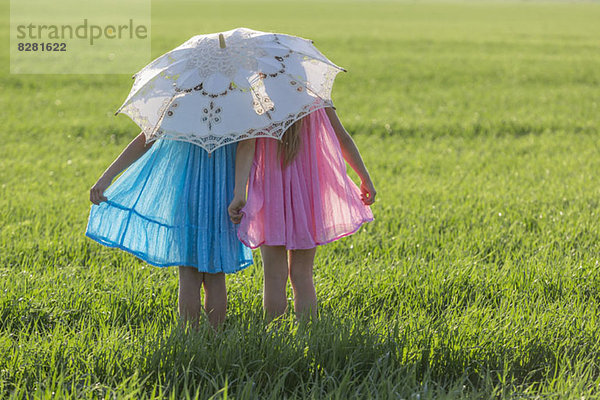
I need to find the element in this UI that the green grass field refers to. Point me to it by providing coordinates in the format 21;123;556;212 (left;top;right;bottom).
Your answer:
2;0;600;398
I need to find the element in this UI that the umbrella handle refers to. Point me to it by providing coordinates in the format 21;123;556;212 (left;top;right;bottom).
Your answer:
219;33;226;49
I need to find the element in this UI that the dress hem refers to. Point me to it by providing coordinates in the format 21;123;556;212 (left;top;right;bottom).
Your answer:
85;232;253;274
237;216;374;250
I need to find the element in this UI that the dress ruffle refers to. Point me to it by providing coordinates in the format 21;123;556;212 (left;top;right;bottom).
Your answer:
85;139;253;273
238;107;374;250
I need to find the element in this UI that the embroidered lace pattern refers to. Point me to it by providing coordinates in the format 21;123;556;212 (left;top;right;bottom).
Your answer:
149;98;334;153
115;28;345;153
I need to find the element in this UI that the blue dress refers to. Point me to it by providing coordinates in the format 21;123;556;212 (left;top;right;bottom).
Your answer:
85;139;253;274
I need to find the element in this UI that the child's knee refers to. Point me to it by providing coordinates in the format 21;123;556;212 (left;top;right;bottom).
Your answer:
289;264;312;285
203;272;226;293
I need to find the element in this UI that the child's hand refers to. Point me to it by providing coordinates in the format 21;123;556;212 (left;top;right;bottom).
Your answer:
90;176;111;205
228;196;246;224
360;179;376;206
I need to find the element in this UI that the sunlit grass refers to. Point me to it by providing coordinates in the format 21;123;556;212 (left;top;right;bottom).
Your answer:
1;0;600;398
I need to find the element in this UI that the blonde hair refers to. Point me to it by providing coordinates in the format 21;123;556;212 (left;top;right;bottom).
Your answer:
278;118;303;167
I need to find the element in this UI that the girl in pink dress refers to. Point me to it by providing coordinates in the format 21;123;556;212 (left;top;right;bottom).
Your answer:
228;106;376;320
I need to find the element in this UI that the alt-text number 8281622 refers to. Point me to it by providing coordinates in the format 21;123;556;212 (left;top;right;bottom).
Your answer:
17;42;67;52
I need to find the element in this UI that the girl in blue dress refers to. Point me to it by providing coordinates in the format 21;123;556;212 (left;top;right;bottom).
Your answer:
86;132;254;329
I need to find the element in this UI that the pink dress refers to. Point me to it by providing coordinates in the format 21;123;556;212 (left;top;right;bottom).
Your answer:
238;108;374;250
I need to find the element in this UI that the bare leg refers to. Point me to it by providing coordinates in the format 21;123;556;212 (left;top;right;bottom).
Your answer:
288;248;317;320
178;266;204;329
260;245;289;320
203;272;227;329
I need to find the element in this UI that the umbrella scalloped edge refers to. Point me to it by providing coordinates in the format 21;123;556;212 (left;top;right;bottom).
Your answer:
144;98;334;153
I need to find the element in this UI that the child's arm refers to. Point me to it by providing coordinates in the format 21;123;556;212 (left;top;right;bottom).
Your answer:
228;139;256;224
89;131;155;205
325;107;376;205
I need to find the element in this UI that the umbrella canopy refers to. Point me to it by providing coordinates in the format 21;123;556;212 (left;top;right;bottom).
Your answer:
115;27;346;152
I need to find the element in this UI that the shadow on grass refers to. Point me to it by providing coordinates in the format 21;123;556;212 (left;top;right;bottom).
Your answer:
137;311;498;399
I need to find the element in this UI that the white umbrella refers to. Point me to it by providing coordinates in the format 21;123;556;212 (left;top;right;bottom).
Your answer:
115;27;346;153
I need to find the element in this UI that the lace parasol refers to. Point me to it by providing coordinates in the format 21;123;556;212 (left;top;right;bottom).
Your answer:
115;27;346;153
